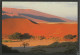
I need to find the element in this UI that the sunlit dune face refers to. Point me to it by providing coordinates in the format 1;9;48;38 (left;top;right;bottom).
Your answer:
2;18;78;39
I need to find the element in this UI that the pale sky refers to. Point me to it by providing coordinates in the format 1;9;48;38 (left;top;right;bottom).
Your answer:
2;2;78;21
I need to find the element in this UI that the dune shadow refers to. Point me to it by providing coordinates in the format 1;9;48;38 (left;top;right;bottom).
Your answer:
20;14;65;22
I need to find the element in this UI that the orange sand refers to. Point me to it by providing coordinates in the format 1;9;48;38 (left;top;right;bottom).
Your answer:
2;18;78;39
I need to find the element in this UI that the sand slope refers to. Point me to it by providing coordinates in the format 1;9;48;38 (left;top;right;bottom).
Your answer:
2;18;78;39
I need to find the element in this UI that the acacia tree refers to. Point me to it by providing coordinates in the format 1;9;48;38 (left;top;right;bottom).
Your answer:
21;42;29;48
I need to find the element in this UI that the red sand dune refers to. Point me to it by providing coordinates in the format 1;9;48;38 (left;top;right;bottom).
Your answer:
2;18;78;39
2;7;72;22
20;15;47;23
2;13;19;16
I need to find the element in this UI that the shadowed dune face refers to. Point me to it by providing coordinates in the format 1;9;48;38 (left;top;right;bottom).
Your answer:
2;18;78;39
2;7;73;22
20;14;65;22
2;15;24;19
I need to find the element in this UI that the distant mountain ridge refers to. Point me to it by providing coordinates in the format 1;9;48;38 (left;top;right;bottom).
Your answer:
2;7;73;22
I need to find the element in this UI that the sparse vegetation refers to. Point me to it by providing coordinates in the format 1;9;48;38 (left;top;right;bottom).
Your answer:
30;35;46;40
20;42;29;48
9;32;22;40
5;32;78;54
30;41;78;54
2;40;17;42
40;36;46;40
64;34;76;39
21;33;33;40
38;36;46;40
8;32;33;40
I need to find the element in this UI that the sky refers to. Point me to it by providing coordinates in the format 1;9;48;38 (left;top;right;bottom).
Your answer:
2;2;78;21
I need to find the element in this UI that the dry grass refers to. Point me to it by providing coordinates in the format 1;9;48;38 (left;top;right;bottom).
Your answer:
2;37;78;47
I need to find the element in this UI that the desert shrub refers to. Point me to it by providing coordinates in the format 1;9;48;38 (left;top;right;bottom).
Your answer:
31;36;46;40
39;36;46;40
8;32;33;40
21;42;29;48
8;32;22;40
2;44;20;53
21;33;32;39
64;34;76;39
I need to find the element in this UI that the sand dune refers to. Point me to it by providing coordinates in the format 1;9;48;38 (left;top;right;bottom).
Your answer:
2;7;73;22
2;18;77;39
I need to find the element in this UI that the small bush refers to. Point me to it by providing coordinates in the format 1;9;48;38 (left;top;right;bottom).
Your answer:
40;36;46;40
8;32;33;40
21;33;32;39
9;32;22;40
64;34;76;39
21;42;29;48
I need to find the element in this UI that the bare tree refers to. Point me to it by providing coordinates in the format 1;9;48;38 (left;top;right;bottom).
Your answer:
20;42;29;48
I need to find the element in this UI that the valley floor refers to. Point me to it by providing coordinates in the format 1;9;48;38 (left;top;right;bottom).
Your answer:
2;38;77;47
2;39;78;54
